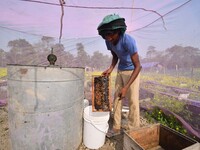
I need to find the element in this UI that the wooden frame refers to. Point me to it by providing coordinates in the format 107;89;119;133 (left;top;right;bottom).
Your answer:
92;75;111;112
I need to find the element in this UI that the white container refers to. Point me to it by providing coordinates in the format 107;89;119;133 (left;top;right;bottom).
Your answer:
83;99;89;108
83;106;110;149
7;65;84;150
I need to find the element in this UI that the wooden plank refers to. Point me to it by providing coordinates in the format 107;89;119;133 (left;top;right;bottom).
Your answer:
159;125;199;150
128;124;160;149
123;131;144;150
123;124;160;150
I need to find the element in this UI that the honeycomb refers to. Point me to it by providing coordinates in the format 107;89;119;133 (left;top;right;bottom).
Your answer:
92;75;111;112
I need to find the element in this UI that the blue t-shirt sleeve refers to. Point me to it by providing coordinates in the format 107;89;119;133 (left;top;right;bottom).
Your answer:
123;34;138;56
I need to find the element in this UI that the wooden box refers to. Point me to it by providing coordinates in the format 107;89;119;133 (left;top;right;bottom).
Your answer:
92;75;111;112
123;124;200;150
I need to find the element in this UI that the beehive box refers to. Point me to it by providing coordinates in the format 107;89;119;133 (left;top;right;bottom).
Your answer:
123;124;200;150
92;75;111;112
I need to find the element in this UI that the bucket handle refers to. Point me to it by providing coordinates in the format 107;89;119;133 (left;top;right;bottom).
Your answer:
84;116;109;134
90;120;109;134
85;119;109;134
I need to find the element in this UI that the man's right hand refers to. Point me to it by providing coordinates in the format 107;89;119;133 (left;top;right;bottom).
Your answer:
102;68;112;76
102;69;112;76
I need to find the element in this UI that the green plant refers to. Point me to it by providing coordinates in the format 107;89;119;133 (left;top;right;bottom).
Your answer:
145;107;187;135
0;68;7;78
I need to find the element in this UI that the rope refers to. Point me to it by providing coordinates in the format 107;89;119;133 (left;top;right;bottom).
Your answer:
59;0;65;44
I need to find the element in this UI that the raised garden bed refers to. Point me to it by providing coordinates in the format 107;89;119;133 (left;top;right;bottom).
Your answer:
123;124;200;150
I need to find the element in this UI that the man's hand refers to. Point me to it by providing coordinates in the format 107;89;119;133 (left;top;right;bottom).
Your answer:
118;87;128;100
102;68;112;76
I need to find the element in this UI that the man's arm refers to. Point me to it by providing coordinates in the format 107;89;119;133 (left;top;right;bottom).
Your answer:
119;52;142;98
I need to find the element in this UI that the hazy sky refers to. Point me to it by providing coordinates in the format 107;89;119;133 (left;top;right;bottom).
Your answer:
0;0;199;57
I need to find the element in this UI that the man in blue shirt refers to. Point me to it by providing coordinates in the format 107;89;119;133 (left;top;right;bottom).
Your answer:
97;14;142;137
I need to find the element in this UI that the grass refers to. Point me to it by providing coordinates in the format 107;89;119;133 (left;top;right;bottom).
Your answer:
0;68;7;79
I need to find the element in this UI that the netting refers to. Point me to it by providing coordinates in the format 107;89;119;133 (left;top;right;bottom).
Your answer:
1;0;199;62
1;0;200;142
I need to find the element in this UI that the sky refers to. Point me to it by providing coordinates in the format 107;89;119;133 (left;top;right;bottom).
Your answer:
0;0;200;58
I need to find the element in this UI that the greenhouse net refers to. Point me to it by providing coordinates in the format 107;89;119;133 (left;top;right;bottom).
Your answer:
0;0;200;141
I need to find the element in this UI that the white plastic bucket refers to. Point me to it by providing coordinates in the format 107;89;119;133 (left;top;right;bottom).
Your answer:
83;99;89;108
83;106;110;149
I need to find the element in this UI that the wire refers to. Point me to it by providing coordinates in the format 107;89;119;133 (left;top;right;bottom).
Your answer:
21;0;166;29
0;25;47;37
130;0;192;33
1;0;193;41
19;0;193;35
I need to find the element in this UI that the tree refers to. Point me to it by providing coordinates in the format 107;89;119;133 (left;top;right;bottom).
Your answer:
0;49;6;67
51;43;75;66
90;51;104;69
75;43;90;67
7;39;35;64
41;36;55;48
163;45;200;69
33;36;55;65
146;46;157;59
90;51;112;70
63;51;75;67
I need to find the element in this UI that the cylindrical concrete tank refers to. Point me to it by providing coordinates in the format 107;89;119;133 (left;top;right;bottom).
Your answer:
7;65;85;150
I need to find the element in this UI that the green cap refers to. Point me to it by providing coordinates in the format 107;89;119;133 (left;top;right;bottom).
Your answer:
97;14;124;29
97;14;127;36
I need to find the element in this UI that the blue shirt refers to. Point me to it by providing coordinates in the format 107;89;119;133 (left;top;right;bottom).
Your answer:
105;33;138;71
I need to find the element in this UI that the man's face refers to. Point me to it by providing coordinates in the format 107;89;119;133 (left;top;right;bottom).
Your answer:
103;31;120;45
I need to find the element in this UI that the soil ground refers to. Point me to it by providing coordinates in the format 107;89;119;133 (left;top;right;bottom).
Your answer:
0;106;11;150
0;105;149;150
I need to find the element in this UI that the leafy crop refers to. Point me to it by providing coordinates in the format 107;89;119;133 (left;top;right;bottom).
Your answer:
141;73;200;91
145;107;187;134
0;68;7;78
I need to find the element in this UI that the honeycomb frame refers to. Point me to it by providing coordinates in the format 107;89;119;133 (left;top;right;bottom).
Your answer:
92;75;111;112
